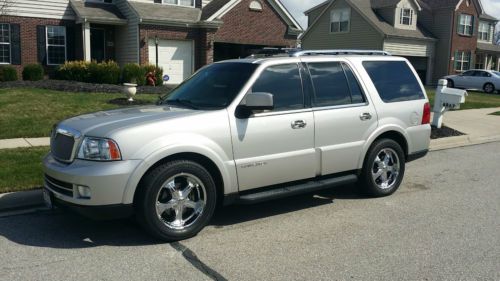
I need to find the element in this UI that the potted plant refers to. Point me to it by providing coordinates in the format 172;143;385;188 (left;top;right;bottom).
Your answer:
123;78;138;102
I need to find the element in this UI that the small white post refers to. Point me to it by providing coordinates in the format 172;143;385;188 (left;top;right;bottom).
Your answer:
432;79;447;129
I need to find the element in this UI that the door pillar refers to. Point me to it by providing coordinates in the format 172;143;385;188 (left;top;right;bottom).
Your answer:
82;21;91;62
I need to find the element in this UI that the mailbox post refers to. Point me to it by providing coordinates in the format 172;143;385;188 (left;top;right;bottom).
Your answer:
432;79;468;128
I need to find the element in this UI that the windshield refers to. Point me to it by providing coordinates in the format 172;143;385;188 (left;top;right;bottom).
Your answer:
493;71;500;77
162;62;258;109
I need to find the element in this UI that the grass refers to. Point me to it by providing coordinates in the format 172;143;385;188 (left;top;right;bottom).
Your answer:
0;88;160;139
425;88;500;110
490;111;500;116
0;147;49;193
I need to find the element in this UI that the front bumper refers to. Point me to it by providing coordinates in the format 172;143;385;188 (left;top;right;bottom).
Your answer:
43;153;142;207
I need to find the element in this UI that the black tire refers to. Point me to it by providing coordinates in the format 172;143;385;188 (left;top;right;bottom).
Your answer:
483;83;495;94
361;139;405;197
136;160;217;241
447;79;455;88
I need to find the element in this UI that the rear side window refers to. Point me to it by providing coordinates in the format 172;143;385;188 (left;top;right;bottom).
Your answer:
252;63;304;111
308;62;366;107
363;61;424;103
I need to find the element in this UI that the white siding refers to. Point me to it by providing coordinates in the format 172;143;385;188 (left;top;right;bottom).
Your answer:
115;0;140;65
383;38;434;57
0;0;75;19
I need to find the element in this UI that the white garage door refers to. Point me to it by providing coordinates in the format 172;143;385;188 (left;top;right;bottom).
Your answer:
148;39;193;85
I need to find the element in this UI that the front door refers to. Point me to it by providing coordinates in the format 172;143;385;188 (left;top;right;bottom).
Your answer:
230;63;316;191
91;28;105;62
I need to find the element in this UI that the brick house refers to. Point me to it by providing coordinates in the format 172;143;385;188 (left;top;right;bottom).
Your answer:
301;0;500;84
0;0;301;84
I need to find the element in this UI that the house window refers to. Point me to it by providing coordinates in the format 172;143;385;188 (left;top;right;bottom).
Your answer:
160;0;194;7
454;51;471;72
458;14;473;36
0;23;10;64
478;22;491;41
46;26;66;65
400;8;413;25
330;8;350;33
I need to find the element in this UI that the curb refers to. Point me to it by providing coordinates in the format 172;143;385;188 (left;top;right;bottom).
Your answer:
0;189;45;213
429;134;500;151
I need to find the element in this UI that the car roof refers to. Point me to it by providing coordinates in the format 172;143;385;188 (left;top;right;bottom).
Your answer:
217;55;407;65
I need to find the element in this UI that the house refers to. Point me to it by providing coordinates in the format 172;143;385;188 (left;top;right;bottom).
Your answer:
301;0;500;85
0;0;302;84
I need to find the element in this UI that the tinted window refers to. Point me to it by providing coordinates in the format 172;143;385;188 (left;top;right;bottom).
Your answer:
252;64;304;111
165;62;258;109
343;64;365;104
308;62;351;106
363;61;424;103
462;70;475;76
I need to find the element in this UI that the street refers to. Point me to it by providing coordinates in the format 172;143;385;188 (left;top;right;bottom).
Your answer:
0;142;499;281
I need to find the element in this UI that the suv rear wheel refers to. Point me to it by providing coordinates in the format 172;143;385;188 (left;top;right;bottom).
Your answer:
136;160;217;241
361;139;405;197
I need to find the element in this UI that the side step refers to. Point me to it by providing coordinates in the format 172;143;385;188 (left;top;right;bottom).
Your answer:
236;174;358;204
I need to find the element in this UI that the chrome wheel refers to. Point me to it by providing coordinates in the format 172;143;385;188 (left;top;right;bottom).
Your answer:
371;148;400;190
155;173;206;230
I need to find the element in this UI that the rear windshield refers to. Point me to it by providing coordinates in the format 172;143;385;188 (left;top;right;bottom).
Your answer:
362;61;425;103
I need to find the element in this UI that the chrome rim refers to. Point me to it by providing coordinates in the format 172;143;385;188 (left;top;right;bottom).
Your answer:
371;148;400;190
155;173;206;230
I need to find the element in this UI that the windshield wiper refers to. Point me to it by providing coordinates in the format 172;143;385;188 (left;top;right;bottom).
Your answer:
164;98;199;110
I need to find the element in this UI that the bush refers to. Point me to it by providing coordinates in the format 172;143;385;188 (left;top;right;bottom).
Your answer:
89;61;121;84
122;63;146;86
143;64;164;86
22;64;44;81
57;60;91;82
0;65;18;82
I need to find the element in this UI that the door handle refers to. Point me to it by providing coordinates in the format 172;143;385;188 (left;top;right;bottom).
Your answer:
291;120;307;129
359;113;372;121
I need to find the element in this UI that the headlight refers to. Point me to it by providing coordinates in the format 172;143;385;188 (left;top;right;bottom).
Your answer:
77;137;122;161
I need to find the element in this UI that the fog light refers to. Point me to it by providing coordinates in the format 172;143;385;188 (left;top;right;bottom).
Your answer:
77;185;91;199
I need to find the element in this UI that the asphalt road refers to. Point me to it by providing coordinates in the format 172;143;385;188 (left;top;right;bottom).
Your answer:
1;142;499;281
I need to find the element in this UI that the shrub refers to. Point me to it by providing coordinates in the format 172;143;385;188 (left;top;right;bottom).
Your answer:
57;60;91;82
122;63;146;86
22;64;44;81
143;64;164;86
89;61;121;84
0;65;18;82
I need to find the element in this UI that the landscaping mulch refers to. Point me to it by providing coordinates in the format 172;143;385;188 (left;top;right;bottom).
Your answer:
108;98;157;106
431;125;465;139
0;80;173;95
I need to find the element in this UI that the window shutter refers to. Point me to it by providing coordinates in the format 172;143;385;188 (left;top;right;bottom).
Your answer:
37;25;46;65
471;16;475;36
66;25;75;61
10;24;21;65
456;14;460;34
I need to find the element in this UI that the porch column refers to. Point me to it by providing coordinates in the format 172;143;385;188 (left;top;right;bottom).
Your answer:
484;55;488;70
82;21;91;62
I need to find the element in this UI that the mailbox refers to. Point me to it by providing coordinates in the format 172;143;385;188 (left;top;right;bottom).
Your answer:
432;79;467;128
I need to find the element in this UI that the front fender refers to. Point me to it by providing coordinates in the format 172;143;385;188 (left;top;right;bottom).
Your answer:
121;133;237;204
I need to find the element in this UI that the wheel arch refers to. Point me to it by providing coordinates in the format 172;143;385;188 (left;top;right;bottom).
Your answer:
358;128;410;169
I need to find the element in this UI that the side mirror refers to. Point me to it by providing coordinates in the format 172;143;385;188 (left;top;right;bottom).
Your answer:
235;92;274;118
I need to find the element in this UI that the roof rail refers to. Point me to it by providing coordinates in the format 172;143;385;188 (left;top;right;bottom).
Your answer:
291;49;392;57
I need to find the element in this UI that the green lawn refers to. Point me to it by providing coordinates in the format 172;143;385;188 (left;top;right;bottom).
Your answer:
0;88;159;139
425;88;500;110
490;111;500;116
0;147;49;193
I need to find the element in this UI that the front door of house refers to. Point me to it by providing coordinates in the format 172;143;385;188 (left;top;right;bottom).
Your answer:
91;29;105;62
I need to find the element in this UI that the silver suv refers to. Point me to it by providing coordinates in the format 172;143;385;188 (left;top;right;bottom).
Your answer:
43;50;431;241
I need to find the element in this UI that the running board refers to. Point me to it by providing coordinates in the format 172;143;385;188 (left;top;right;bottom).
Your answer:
236;174;358;204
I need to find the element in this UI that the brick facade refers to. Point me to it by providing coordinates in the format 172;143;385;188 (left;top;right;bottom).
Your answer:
0;15;82;77
449;0;480;74
214;0;296;47
138;24;217;70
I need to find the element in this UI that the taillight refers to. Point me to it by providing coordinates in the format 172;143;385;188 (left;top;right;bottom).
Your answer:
422;102;431;124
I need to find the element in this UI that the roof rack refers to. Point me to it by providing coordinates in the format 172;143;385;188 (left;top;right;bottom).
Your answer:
291;49;392;57
247;47;302;58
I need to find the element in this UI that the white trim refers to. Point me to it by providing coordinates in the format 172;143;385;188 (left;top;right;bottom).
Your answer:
0;23;11;64
271;0;303;30
160;0;196;8
207;0;241;21
46;25;67;66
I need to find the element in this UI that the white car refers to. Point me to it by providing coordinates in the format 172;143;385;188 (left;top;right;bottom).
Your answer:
445;69;500;93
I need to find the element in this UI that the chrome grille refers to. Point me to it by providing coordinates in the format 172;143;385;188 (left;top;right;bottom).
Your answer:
50;126;81;162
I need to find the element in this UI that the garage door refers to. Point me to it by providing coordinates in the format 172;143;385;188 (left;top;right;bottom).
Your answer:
148;39;193;85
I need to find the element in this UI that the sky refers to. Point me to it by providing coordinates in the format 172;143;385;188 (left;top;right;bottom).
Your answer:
281;0;500;30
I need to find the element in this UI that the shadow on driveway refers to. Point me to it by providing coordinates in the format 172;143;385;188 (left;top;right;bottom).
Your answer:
0;183;365;249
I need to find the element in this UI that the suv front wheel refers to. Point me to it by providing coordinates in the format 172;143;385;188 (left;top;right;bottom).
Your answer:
361;139;405;197
136;160;217;241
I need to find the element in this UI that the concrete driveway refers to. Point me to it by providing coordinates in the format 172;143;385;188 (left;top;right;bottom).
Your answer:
1;142;499;281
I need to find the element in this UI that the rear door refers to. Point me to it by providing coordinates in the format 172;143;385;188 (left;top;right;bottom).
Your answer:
303;59;378;175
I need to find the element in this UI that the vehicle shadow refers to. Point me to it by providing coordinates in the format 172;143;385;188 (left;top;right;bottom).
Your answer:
0;183;366;249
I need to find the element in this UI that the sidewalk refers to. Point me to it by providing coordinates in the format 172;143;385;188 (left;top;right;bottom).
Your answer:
0;137;49;149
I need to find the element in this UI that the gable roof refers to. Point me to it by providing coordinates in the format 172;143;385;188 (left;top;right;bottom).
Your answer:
302;0;436;41
127;1;201;23
202;0;303;30
417;0;483;13
70;0;126;25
